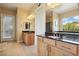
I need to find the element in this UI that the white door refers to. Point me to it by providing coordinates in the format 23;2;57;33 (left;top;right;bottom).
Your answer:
1;15;15;42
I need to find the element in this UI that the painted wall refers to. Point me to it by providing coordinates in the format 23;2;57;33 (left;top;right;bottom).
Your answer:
60;8;79;18
35;4;46;46
16;7;35;42
16;7;30;42
0;7;16;15
26;14;35;31
29;18;35;31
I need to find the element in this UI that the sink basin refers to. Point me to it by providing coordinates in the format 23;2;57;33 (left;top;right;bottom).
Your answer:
62;39;79;44
48;36;60;39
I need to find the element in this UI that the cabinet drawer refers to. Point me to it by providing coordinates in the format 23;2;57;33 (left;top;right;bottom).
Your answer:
37;37;43;56
54;47;75;56
56;41;77;55
44;38;55;46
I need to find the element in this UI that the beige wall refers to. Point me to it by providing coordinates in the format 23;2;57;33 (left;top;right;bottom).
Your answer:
0;7;16;15
16;7;35;42
16;7;30;42
28;18;35;31
60;8;79;18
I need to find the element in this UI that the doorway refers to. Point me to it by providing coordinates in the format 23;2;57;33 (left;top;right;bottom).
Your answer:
1;14;16;42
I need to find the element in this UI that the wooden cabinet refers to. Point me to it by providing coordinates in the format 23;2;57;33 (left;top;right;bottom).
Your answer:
38;37;49;56
44;38;55;46
28;33;34;45
44;38;56;56
47;43;74;56
54;47;75;56
23;32;34;45
78;46;79;55
56;41;77;55
37;37;44;56
49;46;55;56
43;43;49;56
37;36;78;56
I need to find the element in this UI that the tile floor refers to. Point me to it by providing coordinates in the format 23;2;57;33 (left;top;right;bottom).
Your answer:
0;42;38;56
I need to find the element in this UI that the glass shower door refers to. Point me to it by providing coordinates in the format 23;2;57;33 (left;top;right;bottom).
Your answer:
1;15;15;42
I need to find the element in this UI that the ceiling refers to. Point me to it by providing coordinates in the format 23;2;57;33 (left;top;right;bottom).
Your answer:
52;3;78;14
0;3;38;11
0;3;78;14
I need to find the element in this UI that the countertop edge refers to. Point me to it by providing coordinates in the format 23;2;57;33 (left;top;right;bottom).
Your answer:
22;31;35;33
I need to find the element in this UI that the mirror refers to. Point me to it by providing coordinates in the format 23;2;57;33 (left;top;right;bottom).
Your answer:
25;22;30;29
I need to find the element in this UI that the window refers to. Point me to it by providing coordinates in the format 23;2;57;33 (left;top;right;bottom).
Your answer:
62;16;79;32
3;15;14;38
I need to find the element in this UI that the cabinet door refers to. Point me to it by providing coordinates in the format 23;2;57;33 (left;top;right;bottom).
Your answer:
54;47;75;56
44;38;55;46
78;46;79;56
38;37;49;56
49;46;55;56
37;37;43;56
29;33;34;45
56;41;77;55
43;43;49;56
23;33;29;45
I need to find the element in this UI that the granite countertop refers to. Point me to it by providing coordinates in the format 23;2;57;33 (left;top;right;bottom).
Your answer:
51;31;79;35
22;30;35;33
37;34;79;45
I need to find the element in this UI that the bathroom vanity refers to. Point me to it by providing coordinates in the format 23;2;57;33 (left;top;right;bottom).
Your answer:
37;32;79;56
22;31;34;46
